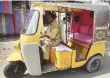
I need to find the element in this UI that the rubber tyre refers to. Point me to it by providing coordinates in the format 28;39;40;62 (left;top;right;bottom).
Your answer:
86;55;102;73
4;61;26;78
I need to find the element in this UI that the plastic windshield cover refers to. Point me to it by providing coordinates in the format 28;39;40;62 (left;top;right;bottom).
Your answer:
21;10;39;35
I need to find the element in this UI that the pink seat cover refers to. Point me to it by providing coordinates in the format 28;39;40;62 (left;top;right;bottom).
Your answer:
88;26;93;35
74;33;92;45
80;26;90;34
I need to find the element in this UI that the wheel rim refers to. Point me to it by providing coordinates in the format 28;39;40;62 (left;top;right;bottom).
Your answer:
91;59;100;71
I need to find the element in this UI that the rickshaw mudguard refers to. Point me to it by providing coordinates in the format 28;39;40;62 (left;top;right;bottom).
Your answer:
7;51;24;62
87;42;106;59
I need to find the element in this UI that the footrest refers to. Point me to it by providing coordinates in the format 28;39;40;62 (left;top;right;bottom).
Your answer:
42;64;58;73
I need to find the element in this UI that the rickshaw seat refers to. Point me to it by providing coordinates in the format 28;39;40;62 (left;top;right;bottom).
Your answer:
68;33;92;45
68;25;93;45
74;33;92;45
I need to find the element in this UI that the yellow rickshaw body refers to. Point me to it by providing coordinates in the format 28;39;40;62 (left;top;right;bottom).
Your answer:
7;2;109;75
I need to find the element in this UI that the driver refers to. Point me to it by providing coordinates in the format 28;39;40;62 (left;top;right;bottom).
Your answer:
40;12;60;64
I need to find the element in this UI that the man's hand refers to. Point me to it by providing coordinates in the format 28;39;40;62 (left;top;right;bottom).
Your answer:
40;34;50;38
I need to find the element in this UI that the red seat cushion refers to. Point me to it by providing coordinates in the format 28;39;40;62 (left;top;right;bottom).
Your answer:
74;33;92;45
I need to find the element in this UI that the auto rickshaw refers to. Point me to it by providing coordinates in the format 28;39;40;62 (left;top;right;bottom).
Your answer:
4;2;109;78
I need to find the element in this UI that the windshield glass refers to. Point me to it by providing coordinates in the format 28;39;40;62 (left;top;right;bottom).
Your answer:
22;10;39;35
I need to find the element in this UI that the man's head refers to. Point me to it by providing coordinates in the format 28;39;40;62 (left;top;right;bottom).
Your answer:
47;13;56;23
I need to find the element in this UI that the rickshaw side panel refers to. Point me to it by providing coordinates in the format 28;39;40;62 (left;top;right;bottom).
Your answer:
71;60;87;68
87;42;106;59
71;42;106;68
19;8;43;76
21;42;42;76
71;50;87;68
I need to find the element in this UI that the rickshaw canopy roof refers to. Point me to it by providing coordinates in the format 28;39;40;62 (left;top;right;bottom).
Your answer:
31;2;109;11
31;2;109;43
32;2;109;27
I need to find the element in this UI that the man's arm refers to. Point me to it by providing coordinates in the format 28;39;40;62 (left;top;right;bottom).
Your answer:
40;27;50;38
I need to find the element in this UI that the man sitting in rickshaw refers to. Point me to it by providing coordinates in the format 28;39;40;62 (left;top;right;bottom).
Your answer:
40;12;61;64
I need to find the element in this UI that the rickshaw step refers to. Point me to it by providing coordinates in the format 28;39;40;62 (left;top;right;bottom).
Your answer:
42;64;58;73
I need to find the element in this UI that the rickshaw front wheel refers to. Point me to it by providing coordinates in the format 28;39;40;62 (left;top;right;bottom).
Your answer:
4;61;26;78
86;55;102;73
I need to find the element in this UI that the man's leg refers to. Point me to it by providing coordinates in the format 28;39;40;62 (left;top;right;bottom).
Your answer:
42;45;50;60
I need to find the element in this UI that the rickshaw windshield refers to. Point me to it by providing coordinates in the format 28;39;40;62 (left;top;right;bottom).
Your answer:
21;10;39;35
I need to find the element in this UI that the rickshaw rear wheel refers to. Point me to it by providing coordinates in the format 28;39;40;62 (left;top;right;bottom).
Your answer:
4;61;26;78
86;55;102;73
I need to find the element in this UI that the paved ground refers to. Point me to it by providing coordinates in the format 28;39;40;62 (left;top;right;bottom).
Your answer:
0;36;19;67
0;36;110;78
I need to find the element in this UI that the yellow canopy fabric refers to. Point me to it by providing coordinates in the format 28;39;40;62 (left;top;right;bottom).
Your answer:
31;2;59;11
31;2;90;12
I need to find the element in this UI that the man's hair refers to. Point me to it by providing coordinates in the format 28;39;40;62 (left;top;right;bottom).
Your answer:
48;12;56;19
